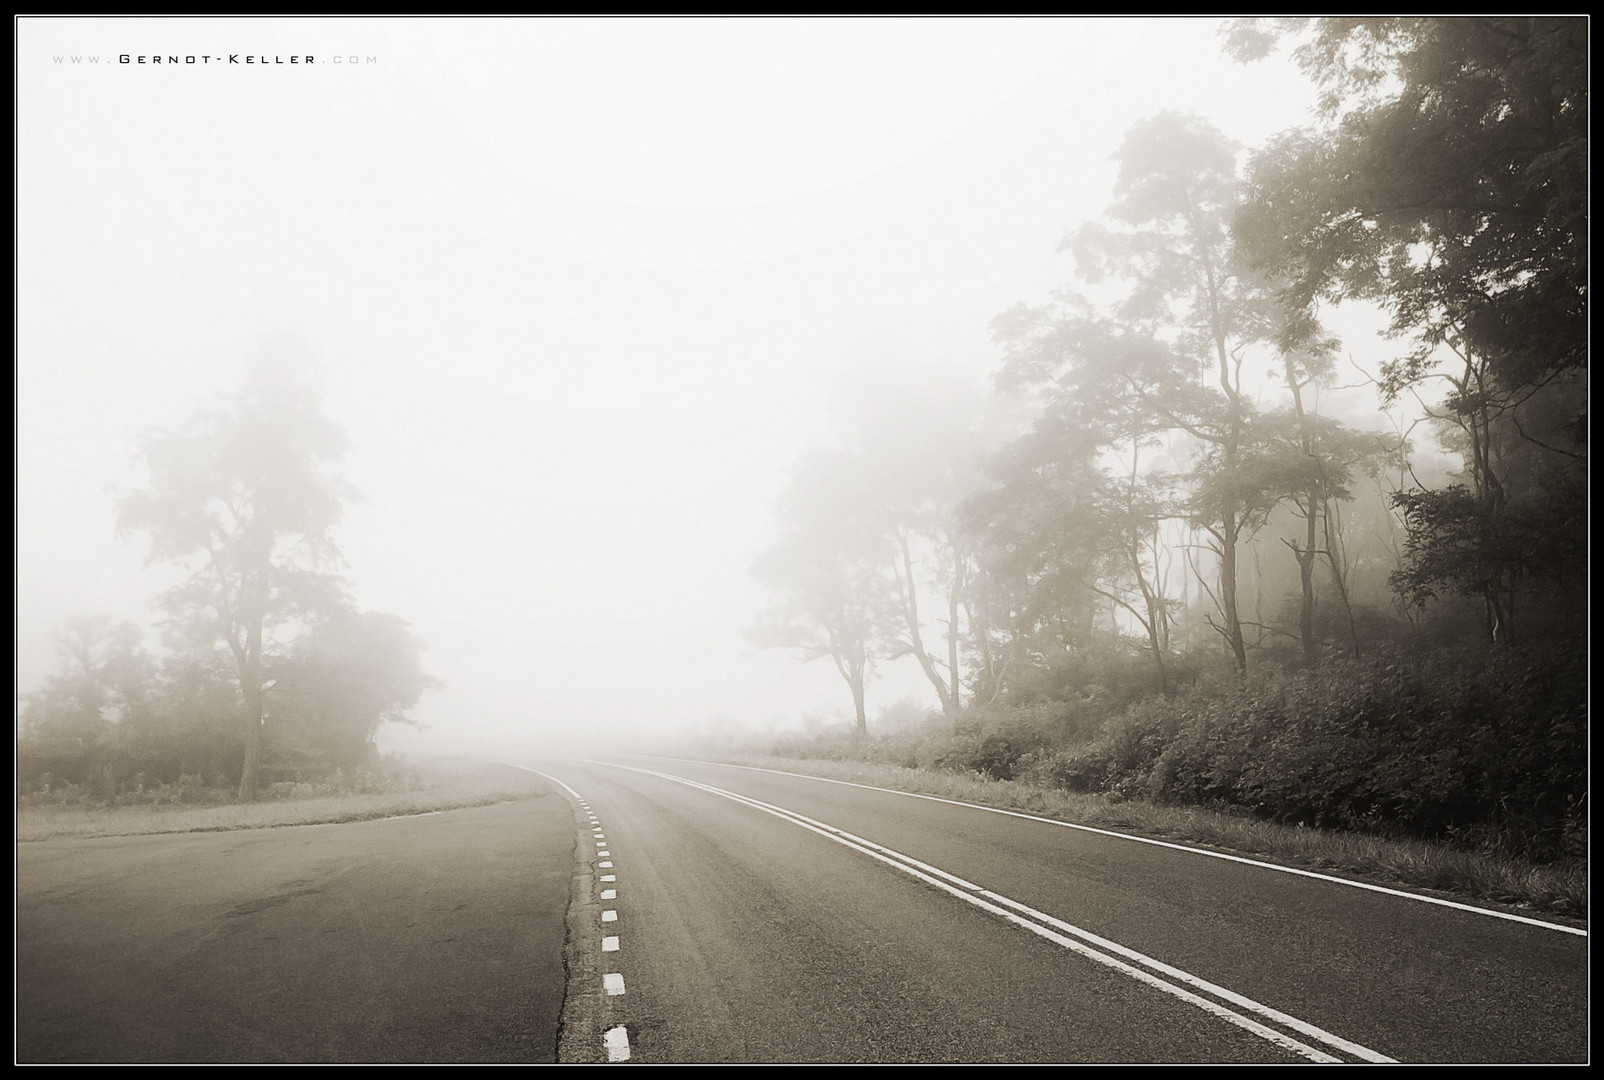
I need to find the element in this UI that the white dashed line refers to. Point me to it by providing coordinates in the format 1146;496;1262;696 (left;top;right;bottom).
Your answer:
598;850;611;857
509;769;636;1062
604;1025;631;1061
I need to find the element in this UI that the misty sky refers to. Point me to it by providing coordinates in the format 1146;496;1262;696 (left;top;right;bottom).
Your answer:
17;17;1330;756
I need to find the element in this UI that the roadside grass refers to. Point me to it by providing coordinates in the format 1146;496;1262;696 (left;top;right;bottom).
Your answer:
711;754;1588;922
15;760;549;842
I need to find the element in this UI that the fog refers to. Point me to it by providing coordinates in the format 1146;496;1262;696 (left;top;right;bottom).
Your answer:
17;17;1322;758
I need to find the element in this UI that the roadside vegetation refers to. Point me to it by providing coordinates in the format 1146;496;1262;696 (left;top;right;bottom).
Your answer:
712;744;1585;922
16;353;443;815
738;20;1587;923
703;642;1587;921
15;758;546;842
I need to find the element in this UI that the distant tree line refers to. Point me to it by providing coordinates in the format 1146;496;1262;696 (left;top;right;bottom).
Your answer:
748;18;1585;853
18;347;437;804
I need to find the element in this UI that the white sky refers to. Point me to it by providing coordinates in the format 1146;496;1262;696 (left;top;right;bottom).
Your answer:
16;16;1334;757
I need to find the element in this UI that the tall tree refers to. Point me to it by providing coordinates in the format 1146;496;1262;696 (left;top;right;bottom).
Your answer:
850;383;1009;720
963;410;1108;702
990;113;1282;675
1064;112;1281;672
971;330;1189;696
118;348;354;800
1230;17;1588;644
748;451;895;735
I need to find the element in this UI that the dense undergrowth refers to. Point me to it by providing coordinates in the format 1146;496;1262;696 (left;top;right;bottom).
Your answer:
760;646;1587;866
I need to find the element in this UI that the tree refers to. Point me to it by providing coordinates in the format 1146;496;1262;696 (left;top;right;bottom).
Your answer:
269;611;440;772
992;119;1262;672
118;347;354;800
1230;17;1588;645
748;451;896;735
963;413;1107;702
967;357;1184;697
20;615;152;740
1062;112;1284;672
848;382;1010;721
18;615;156;793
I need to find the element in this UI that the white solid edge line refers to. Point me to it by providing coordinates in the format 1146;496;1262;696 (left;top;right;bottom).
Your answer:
632;766;1393;1063
682;760;1585;937
604;1026;631;1061
513;766;586;803
626;765;1381;1060
617;764;1385;1064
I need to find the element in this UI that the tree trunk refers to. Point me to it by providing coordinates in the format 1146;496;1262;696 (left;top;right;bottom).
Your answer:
1322;499;1362;657
850;676;868;736
238;682;264;801
1288;498;1319;668
947;549;963;715
894;529;954;715
1220;518;1247;673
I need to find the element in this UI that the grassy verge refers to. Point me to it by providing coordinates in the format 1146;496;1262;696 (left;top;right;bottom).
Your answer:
15;760;548;842
712;753;1588;922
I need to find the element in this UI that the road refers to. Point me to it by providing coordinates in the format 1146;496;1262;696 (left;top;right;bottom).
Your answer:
17;757;1587;1063
535;757;1587;1064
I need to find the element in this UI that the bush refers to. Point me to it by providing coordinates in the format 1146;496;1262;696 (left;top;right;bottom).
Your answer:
751;644;1583;861
1033;646;1586;857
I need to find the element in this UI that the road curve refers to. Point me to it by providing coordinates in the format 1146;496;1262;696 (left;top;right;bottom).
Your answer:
534;756;1586;1064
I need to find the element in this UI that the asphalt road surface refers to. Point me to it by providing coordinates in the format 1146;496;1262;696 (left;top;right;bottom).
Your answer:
16;757;1587;1063
16;797;573;1063
536;757;1587;1064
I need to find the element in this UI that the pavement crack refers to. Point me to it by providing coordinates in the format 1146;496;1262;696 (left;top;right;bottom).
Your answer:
220;886;320;918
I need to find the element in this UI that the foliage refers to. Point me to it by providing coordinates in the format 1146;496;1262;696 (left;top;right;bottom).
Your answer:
1231;17;1588;643
268;611;441;773
1038;647;1585;858
748;449;896;734
117;348;357;799
737;20;1587;865
20;345;436;804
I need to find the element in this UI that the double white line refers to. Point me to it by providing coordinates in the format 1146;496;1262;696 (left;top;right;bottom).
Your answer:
615;764;1395;1064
